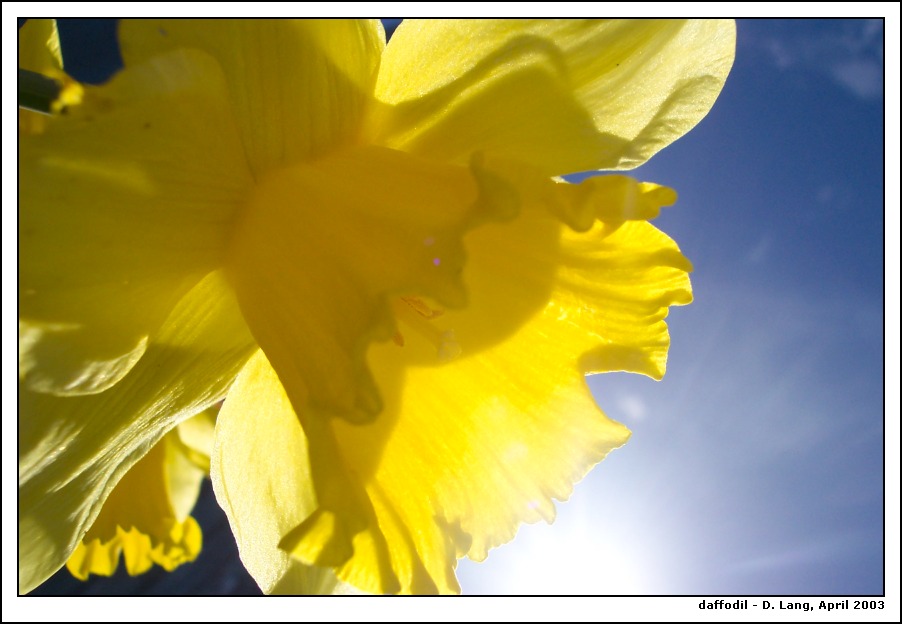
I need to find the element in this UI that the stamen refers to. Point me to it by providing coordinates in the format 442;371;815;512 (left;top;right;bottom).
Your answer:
392;297;461;362
399;296;443;319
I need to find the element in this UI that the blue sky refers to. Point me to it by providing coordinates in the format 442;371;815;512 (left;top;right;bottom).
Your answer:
15;18;896;599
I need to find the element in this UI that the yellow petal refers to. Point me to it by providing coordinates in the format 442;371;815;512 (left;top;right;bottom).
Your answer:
19;19;62;73
405;159;682;363
64;431;204;580
118;19;386;175
444;170;691;380
279;174;690;594
19;271;256;593
18;19;81;133
66;536;123;581
211;350;360;595
170;405;218;475
554;219;693;379
19;48;251;395
66;520;203;580
368;19;735;174
165;412;213;522
224;146;495;423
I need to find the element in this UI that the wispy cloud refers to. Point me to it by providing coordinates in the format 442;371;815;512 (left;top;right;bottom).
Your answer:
728;532;866;574
615;393;647;421
742;19;884;101
745;234;771;265
830;59;884;99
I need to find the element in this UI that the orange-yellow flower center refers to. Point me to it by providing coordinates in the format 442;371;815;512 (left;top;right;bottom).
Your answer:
223;144;481;420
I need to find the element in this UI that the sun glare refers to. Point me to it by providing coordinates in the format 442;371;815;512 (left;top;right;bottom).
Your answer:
459;506;651;595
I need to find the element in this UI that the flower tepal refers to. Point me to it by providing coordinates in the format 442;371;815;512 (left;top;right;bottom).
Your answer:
18;19;735;594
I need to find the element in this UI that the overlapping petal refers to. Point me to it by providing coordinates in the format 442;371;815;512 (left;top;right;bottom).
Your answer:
19;272;257;593
118;19;386;175
19;48;251;395
211;351;360;595
368;19;735;175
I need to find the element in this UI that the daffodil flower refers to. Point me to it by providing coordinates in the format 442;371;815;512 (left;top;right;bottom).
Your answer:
63;408;212;581
18;19;735;594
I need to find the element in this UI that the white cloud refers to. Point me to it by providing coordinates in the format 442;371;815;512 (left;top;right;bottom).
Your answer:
830;60;884;100
616;394;647;421
743;19;884;101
